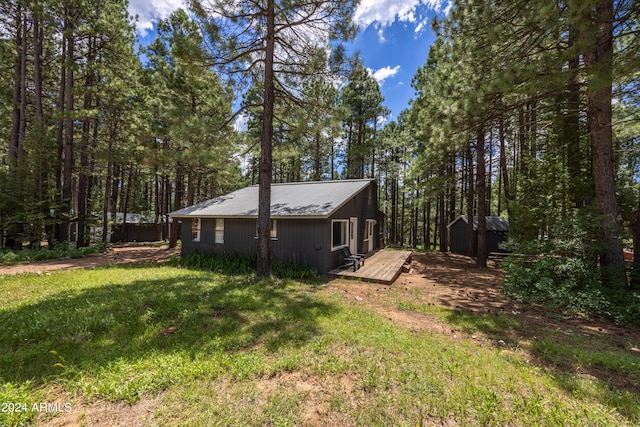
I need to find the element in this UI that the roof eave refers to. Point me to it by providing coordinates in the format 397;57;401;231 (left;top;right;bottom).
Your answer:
169;214;331;220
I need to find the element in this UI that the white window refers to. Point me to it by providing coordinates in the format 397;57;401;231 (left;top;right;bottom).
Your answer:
255;219;277;239
192;218;201;242
332;220;348;250
215;218;224;244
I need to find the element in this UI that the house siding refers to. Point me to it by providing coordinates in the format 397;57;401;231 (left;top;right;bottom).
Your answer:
178;181;381;275
327;183;380;269
181;217;330;273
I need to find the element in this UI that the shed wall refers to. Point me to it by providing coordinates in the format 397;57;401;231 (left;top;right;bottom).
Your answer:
449;220;470;255
449;220;508;256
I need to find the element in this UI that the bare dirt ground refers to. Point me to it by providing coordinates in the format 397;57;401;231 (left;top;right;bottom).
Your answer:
0;243;180;275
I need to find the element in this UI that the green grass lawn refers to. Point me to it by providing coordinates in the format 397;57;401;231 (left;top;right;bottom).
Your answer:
1;265;638;426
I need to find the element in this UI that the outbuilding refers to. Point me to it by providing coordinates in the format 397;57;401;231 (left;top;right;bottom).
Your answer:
447;215;509;256
169;179;384;275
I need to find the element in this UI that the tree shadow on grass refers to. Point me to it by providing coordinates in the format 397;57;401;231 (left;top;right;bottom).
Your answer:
407;253;639;421
0;266;339;389
441;293;640;422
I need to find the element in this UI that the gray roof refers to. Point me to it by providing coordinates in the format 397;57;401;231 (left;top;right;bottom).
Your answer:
170;179;373;219
447;215;510;232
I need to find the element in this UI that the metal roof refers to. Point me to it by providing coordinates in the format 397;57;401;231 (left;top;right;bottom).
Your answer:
447;215;510;232
170;179;374;219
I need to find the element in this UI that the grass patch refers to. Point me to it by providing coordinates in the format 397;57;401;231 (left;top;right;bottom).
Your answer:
178;252;318;280
1;266;638;426
0;241;108;266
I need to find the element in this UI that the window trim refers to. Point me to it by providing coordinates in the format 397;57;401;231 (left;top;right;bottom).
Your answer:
331;219;348;251
215;218;224;244
192;218;201;242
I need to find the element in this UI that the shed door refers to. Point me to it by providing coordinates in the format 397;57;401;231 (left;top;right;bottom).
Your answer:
349;217;358;254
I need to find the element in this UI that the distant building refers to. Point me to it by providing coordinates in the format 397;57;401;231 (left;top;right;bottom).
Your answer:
108;213;167;243
447;215;510;256
170;180;384;274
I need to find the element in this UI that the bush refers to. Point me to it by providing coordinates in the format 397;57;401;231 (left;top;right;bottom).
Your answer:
178;252;317;280
0;241;109;266
501;210;640;325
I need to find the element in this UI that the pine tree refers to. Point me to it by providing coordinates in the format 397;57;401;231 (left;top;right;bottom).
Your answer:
191;0;356;276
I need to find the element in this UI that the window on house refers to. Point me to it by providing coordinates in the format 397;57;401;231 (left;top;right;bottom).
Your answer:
215;218;224;244
192;218;201;242
332;220;348;250
255;220;278;239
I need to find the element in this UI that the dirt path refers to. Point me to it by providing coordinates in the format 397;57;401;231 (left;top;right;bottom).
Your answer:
0;244;180;275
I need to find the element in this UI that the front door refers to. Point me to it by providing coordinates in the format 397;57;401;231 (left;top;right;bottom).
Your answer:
366;220;375;252
349;217;358;255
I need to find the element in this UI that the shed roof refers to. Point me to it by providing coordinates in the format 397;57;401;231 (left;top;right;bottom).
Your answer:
170;179;374;219
447;215;510;232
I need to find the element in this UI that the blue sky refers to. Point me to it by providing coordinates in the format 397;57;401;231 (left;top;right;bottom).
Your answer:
129;0;451;121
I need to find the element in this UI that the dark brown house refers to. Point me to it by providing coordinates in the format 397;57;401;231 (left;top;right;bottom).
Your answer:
169;180;384;274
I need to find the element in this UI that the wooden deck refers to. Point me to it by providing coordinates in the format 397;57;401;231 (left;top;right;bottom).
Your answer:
328;249;412;285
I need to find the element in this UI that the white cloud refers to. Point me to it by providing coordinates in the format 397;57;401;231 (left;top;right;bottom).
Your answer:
443;1;454;15
371;65;401;83
233;113;249;132
354;0;444;29
128;0;185;35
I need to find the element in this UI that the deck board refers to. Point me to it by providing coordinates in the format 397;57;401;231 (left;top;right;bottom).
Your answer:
328;249;412;285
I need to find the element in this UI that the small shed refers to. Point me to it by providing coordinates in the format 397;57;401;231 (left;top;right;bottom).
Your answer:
108;213;165;243
169;179;384;275
448;215;509;256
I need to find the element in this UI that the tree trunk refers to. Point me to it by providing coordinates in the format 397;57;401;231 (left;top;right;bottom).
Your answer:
586;0;625;286
9;4;24;176
256;0;276;277
518;106;528;176
400;189;406;247
565;20;583;208
169;164;184;248
476;125;487;268
413;189;419;248
77;39;95;248
466;142;475;257
499;115;513;219
61;18;75;243
102;160;113;243
54;32;67;244
18;12;27;155
448;153;456;225
314;129;321;181
438;173;447;252
424;199;431;250
120;165;134;243
109;163;120;239
187;168;195;207
85;113;100;243
163;174;171;239
33;12;53;246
